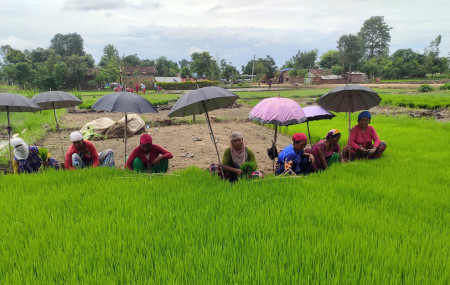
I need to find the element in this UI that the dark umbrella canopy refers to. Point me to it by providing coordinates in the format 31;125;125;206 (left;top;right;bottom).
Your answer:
91;92;158;113
91;92;158;159
168;87;240;177
168;87;239;117
0;93;41;171
31;91;83;158
318;84;381;112
0;93;41;112
31;91;82;109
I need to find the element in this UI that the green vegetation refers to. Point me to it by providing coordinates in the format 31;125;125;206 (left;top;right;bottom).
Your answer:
418;84;435;92
379;91;450;109
1;114;449;283
439;82;450;90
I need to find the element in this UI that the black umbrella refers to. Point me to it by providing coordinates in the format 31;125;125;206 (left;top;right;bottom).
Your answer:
31;91;82;157
0;93;41;170
318;84;381;157
318;84;381;133
168;87;239;176
91;92;158;158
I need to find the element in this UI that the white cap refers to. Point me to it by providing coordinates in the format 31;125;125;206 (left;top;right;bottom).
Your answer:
70;131;83;142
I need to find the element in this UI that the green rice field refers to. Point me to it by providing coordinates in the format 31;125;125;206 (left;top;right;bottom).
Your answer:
1;113;449;283
1;86;449;283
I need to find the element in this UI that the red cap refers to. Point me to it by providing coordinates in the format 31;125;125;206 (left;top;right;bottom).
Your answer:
292;133;307;142
140;134;152;144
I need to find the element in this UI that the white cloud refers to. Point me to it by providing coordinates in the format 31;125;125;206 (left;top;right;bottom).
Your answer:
0;36;38;50
63;0;161;11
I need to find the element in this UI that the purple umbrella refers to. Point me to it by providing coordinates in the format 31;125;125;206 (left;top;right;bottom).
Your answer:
249;97;307;171
302;106;336;144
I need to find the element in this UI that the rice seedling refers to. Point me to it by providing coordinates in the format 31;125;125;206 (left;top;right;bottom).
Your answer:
0;114;449;283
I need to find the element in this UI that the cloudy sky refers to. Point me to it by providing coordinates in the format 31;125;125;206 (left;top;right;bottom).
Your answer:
1;0;449;70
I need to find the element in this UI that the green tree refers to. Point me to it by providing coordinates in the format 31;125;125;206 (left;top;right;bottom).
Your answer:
319;50;340;69
220;63;239;83
178;59;190;68
337;34;365;76
50;33;85;58
285;49;318;69
66;54;89;89
180;66;193;78
29;47;50;63
242;55;277;78
122;54;141;66
190;51;218;79
155;56;179;76
358;16;392;59
13;62;34;88
331;65;344;75
99;44;119;67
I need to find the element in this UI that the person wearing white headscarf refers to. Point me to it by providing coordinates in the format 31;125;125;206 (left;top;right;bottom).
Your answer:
209;131;263;181
65;131;115;170
10;137;60;174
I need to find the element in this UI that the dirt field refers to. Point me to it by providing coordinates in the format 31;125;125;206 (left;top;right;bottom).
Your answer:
36;95;448;174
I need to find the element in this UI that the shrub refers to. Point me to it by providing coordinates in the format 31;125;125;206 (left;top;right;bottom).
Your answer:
156;80;220;90
438;82;450;90
418;84;434;92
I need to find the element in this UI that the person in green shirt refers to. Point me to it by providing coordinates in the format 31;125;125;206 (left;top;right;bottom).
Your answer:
209;131;263;181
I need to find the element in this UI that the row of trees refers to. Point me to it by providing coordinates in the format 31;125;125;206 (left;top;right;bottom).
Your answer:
282;16;449;80
1;17;449;90
0;34;244;90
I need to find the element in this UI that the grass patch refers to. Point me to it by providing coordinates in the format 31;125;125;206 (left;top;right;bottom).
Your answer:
0;116;449;283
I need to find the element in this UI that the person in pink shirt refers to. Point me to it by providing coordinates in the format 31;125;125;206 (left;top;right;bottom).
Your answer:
125;133;173;173
343;111;387;161
310;129;344;171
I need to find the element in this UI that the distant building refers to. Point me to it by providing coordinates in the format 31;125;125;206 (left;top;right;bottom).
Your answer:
155;77;182;82
82;66;157;90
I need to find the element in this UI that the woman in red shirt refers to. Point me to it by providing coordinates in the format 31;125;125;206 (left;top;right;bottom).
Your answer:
125;134;173;173
343;111;387;161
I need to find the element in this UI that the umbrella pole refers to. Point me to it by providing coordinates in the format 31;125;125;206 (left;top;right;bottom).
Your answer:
306;121;312;146
7;107;13;172
273;125;277;172
347;95;352;160
202;102;224;177
124;113;128;160
53;104;65;158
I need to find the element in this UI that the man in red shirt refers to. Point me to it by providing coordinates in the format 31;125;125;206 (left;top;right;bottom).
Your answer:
65;131;115;170
125;133;173;173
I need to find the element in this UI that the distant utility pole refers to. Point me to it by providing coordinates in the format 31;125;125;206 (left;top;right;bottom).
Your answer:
251;55;255;83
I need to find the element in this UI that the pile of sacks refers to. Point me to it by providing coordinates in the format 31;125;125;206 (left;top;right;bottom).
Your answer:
80;114;146;140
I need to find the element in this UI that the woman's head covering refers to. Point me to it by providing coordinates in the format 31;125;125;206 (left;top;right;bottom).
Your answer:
230;131;246;166
70;131;83;142
140;133;152;144
326;129;341;140
230;131;243;141
10;137;29;160
358;111;372;122
292;133;307;142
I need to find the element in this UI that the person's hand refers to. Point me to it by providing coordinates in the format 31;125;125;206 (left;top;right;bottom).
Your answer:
368;148;377;155
151;154;163;165
359;146;368;153
234;168;242;176
309;154;315;163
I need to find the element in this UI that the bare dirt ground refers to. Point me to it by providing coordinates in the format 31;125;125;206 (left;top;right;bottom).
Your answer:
37;95;448;173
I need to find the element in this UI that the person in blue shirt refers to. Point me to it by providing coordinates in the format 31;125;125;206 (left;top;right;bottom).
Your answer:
276;133;315;175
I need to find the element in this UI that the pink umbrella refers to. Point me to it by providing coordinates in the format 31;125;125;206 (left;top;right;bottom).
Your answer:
249;97;307;171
